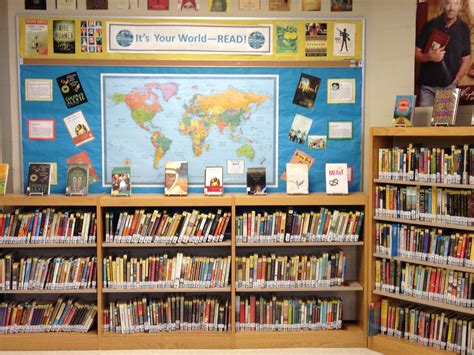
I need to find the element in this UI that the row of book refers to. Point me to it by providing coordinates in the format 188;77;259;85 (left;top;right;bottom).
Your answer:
235;208;364;243
103;295;230;334
375;258;474;308
377;145;474;185
0;255;97;291
375;185;474;226
380;298;474;353
235;295;343;331
375;222;474;267
105;209;230;244
103;253;231;289
0;209;97;244
0;298;97;334
235;251;346;288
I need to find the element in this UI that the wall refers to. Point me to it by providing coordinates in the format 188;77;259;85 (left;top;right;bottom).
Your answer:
1;0;417;193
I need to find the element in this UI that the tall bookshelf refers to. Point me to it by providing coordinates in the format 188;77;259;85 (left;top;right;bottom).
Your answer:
368;127;474;355
0;193;368;350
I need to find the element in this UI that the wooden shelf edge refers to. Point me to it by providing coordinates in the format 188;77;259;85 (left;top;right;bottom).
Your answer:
371;126;474;137
369;334;457;355
0;243;97;248
0;331;98;351
103;241;231;248
0;289;97;294
237;242;364;247
373;178;474;189
103;287;231;293
373;216;474;232
233;192;368;206
99;194;233;207
0;194;101;206
236;281;363;293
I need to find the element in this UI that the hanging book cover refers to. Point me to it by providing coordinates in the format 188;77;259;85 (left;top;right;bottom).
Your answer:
276;25;297;54
148;0;170;9
204;166;224;195
63;111;94;146
111;0;139;9
393;95;416;126
111;166;131;196
53;20;75;54
431;88;461;126
25;19;49;56
247;167;266;194
65;164;89;196
56;0;77;9
56;72;88;109
25;0;47;10
26;163;51;195
164;162;188;196
86;0;108;9
0;163;9;195
292;73;321;109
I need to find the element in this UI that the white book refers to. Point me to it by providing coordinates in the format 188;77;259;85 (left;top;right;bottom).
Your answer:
325;163;348;194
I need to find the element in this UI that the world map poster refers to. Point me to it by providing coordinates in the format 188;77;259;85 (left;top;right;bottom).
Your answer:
102;74;277;187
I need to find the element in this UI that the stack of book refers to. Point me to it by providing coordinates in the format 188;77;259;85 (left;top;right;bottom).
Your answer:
0;209;97;244
103;295;230;334
0;298;97;333
375;185;474;226
375;258;473;308
375;222;474;266
235;295;343;331
102;253;231;289
0;255;97;291
105;209;230;244
235;208;364;243
377;145;474;185
235;250;345;288
380;298;474;353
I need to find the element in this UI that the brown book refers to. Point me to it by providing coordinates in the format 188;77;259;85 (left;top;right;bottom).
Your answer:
423;28;450;53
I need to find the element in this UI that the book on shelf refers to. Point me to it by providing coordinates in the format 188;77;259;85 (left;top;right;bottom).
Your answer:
235;250;346;288
103;295;230;333
0;298;97;334
204;166;224;196
368;301;381;336
104;208;230;244
102;253;231;289
26;163;51;195
431;88;461;126
235;207;364;243
423;28;450;54
111;166;131;196
235;295;343;331
0;255;97;291
247;167;267;195
164;161;188;196
0;163;8;195
393;95;415;127
286;163;309;195
65;163;89;196
325;163;348;194
0;209;97;245
374;257;473;308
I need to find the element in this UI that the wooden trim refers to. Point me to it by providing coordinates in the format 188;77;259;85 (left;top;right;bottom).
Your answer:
371;126;474;137
236;242;364;247
373;178;474;189
0;243;97;248
102;287;231;293
236;281;363;292
373;216;474;232
369;334;457;355
102;241;231;248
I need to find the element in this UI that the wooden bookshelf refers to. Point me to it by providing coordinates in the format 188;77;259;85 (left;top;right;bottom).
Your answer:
102;287;231;293
0;289;97;294
0;332;99;351
369;334;457;355
373;216;474;232
236;242;364;247
0;243;97;248
102;241;231;248
373;178;474;189
236;280;363;293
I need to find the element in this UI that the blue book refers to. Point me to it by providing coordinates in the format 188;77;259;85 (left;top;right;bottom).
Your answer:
391;224;399;257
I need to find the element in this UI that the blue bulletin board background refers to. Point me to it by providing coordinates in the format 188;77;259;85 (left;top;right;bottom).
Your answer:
20;65;363;194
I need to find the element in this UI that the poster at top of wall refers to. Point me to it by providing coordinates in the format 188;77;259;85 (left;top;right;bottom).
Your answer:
331;0;352;12
333;23;355;57
209;0;228;12
53;20;75;54
276;25;297;54
25;19;48;56
110;0;139;9
305;22;327;57
56;0;77;9
239;0;260;11
25;0;47;10
301;0;320;11
86;0;108;9
269;0;290;11
178;0;200;11
148;0;169;10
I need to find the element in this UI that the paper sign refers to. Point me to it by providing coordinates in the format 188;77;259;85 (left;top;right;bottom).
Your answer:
25;79;53;101
28;119;56;140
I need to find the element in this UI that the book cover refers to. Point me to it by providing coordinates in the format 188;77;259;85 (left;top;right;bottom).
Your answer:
204;166;224;195
393;95;416;126
305;22;327;57
111;0;139;9
423;28;450;54
66;151;99;184
25;19;49;56
65;164;89;196
0;164;9;195
86;0;108;9
111;167;131;196
164;162;188;196
25;0;47;9
246;167;266;194
431;88;461;126
63;111;94;146
209;0;227;11
80;20;103;54
148;0;170;9
56;72;88;109
276;25;297;54
286;163;309;194
56;0;77;9
26;163;51;195
301;0;320;11
281;149;315;180
269;0;290;11
292;73;321;109
53;20;75;54
331;0;352;11
325;163;348;194
238;0;260;10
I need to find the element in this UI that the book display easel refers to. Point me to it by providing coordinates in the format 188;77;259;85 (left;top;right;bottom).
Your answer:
0;193;368;350
368;127;474;355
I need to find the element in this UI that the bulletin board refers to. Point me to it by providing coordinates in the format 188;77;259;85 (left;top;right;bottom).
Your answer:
18;17;365;194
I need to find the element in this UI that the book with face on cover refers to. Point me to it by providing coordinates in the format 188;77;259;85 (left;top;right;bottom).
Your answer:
204;166;224;196
111;167;131;196
26;163;51;195
164;162;188;196
431;88;461;126
0;164;9;195
247;167;266;195
286;163;309;194
65;164;89;196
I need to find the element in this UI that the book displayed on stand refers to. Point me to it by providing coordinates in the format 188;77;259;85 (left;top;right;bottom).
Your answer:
111;166;131;196
26;163;51;195
204;166;224;196
286;163;309;194
246;167;267;195
0;163;9;195
392;95;415;127
325;163;348;194
431;88;461;126
164;161;188;196
65;163;89;196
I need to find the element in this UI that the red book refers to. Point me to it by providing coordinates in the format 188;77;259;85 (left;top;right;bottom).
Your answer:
423;28;450;53
148;0;169;10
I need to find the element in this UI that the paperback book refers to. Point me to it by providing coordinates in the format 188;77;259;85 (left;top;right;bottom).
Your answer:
164;162;188;196
26;163;51;195
56;72;88;108
65;163;89;196
292;73;321;109
53;20;75;54
392;95;415;126
325;163;348;194
247;167;266;195
286;163;309;194
0;163;9;195
431;88;460;126
63;111;94;146
111;166;131;196
204;166;224;195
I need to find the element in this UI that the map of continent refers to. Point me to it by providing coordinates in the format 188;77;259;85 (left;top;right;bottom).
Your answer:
102;74;277;187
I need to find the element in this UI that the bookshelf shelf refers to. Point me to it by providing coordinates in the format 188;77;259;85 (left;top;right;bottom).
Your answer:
369;334;457;355
373;178;474;189
236;242;364;247
373;252;474;273
0;332;99;351
100;194;232;207
234;192;367;207
236;281;363;293
373;216;474;232
0;243;97;248
102;287;231;293
0;289;97;294
102;241;231;248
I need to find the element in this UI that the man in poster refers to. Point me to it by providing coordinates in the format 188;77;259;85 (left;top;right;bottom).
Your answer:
415;0;471;106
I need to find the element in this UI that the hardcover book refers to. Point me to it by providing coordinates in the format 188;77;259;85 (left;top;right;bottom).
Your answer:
393;95;415;126
26;163;51;195
65;164;89;196
63;111;94;146
111;167;131;196
164;162;188;196
325;163;348;194
56;72;88;109
431;88;461;126
53;20;75;54
292;73;321;109
204;166;224;196
0;163;9;195
246;167;266;194
286;163;309;195
423;28;450;53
